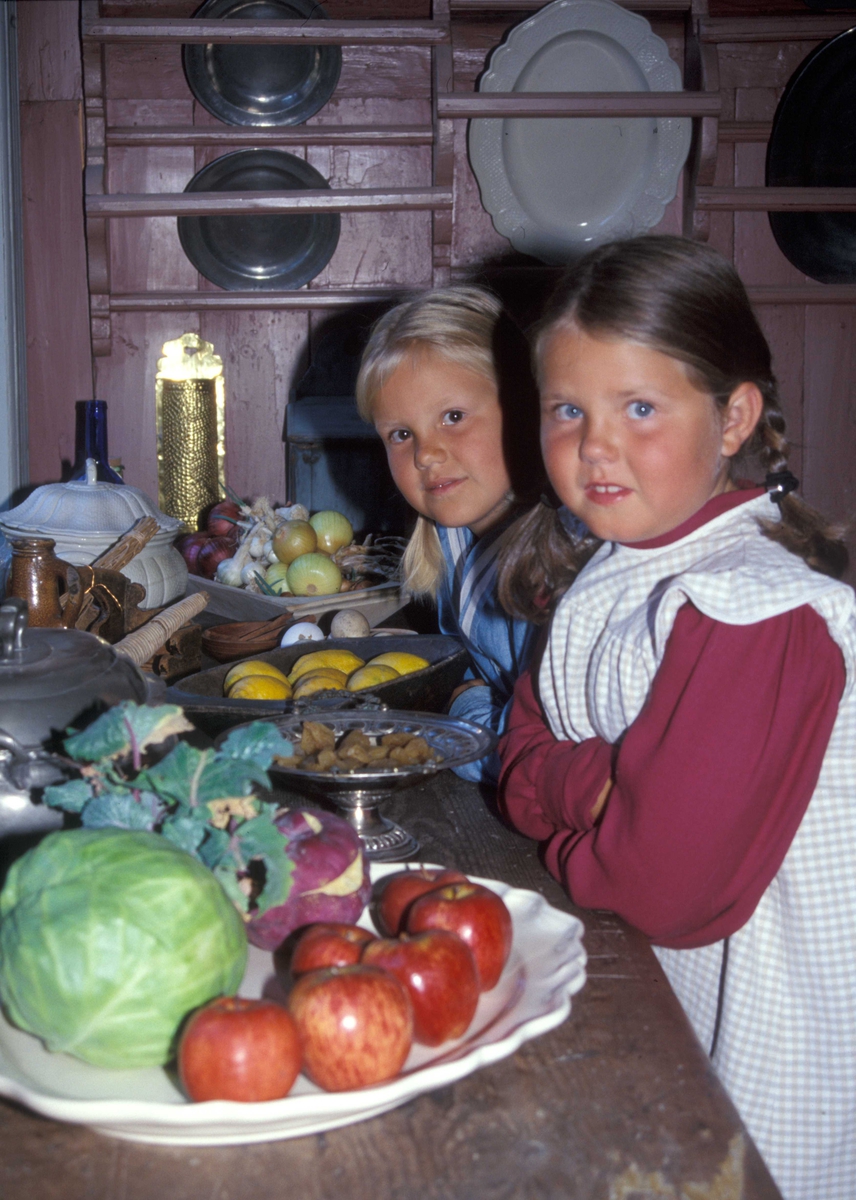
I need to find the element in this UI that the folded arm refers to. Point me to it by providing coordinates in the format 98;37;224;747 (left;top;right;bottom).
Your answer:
498;602;845;949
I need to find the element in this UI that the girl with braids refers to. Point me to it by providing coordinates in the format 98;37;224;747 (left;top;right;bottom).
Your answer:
497;235;853;1200
356;285;586;784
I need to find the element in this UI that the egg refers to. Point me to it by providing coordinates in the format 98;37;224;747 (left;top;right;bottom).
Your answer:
330;610;372;639
280;622;325;648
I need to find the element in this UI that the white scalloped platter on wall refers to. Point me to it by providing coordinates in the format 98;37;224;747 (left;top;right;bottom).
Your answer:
0;866;586;1146
468;0;691;263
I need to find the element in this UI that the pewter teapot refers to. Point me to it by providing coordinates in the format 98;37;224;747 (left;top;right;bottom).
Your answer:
0;596;151;836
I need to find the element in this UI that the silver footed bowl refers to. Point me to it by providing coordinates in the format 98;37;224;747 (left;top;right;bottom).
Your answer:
223;710;494;863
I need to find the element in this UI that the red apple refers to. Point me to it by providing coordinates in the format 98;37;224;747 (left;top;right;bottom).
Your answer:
178;996;302;1103
373;867;469;936
362;930;479;1046
291;922;377;976
287;965;413;1092
405;882;513;992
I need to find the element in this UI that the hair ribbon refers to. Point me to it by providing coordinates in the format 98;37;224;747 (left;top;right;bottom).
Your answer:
765;469;799;504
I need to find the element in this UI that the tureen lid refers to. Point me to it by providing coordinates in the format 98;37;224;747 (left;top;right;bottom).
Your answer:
0;467;181;538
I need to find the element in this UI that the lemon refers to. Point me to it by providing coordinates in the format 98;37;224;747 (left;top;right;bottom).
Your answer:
227;674;292;701
292;668;349;699
224;659;289;694
288;649;365;685
366;651;430;677
346;663;400;692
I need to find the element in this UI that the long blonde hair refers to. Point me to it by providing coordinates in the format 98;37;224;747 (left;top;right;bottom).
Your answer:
356;286;543;597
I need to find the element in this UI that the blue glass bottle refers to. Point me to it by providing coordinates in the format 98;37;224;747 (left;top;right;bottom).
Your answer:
69;400;124;485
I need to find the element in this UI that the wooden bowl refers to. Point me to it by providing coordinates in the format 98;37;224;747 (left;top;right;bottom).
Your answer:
200;612;305;662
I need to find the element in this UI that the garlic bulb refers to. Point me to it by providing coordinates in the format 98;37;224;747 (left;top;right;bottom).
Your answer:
276;504;309;523
241;562;266;587
215;556;244;588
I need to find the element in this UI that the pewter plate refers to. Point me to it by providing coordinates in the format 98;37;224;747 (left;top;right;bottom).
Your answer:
468;0;691;263
182;0;342;128
260;709;495;795
767;28;856;283
0;864;586;1145
177;149;340;290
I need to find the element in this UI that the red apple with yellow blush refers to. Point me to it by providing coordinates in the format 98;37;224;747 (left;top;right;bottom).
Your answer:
362;929;479;1045
178;997;302;1103
405;882;513;992
290;922;377;976
287;964;413;1091
373;867;468;936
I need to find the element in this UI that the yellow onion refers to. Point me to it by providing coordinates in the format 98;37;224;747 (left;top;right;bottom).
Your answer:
265;562;292;595
309;510;353;555
286;553;343;597
272;520;317;565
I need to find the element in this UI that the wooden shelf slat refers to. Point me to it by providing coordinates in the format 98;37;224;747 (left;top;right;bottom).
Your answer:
438;92;721;119
109;290;402;311
86;187;453;217
697;187;856;211
700;16;855;42
748;286;856;305
108;286;856;312
82;18;449;45
719;121;772;144
451;0;692;8
106;125;434;147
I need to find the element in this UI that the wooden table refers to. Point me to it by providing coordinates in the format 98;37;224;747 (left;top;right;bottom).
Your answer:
0;770;783;1200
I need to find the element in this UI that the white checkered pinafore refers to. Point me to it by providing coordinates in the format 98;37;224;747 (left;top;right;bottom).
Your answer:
540;493;856;1200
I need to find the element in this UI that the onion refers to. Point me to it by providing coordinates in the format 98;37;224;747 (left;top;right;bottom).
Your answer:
205;500;241;539
175;532;211;576
286;553;343;597
272;520;317;565
197;535;236;580
265;562;292;596
309;510;353;555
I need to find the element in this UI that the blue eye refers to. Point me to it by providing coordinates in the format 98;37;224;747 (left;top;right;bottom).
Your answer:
629;401;655;419
554;403;583;421
387;429;410;445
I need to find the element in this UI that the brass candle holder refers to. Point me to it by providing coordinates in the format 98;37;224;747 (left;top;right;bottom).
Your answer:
155;333;226;530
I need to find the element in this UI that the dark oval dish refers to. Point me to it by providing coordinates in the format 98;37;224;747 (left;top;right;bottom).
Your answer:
177;148;340;290
766;27;856;283
182;0;342;128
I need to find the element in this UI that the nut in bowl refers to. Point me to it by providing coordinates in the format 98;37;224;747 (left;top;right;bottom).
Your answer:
217;712;495;862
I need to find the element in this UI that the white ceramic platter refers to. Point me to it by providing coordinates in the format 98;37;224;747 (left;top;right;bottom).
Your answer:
468;0;691;262
0;864;586;1146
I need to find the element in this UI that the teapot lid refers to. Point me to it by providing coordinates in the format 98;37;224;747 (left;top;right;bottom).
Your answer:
0;597;122;698
0;471;181;538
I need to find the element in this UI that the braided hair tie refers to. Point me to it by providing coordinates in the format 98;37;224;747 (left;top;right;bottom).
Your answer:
765;469;799;504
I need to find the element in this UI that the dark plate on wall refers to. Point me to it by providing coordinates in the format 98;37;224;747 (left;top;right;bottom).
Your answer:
177;149;340;289
766;27;856;282
182;0;342;128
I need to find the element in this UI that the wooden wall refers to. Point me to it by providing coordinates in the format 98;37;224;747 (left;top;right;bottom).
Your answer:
17;0;94;484
15;0;856;573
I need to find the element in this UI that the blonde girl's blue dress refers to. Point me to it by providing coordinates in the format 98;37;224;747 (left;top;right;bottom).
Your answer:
435;516;540;784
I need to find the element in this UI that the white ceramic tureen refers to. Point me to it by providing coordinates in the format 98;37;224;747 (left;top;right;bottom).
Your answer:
0;467;188;609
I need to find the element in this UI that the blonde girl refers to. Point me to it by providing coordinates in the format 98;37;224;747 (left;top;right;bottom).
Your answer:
357;286;582;783
497;235;852;1200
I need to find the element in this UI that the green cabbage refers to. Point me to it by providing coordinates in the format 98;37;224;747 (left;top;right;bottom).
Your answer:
0;828;247;1069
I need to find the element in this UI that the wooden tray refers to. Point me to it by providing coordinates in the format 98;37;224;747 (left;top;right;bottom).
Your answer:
167;634;469;739
185;575;404;625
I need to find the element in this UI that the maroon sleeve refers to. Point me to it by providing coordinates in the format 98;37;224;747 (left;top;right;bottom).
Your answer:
497;667;614;841
500;602;846;951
